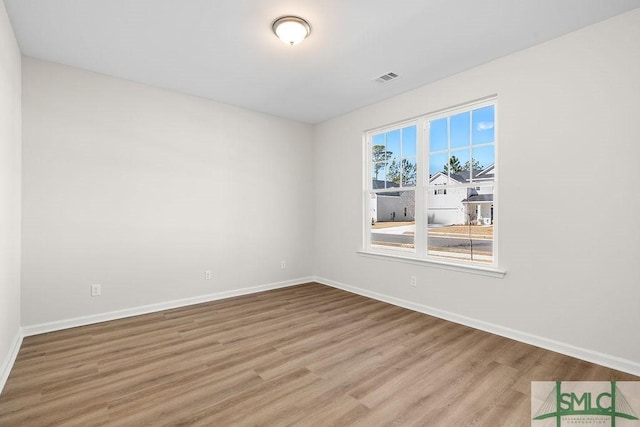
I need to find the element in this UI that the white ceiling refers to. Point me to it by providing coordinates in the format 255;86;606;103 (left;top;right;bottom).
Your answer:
4;0;640;124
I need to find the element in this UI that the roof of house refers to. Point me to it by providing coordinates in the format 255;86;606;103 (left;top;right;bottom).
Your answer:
430;163;495;184
372;180;400;190
476;164;495;177
462;194;494;203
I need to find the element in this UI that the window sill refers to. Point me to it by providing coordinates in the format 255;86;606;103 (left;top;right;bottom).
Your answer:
357;250;506;278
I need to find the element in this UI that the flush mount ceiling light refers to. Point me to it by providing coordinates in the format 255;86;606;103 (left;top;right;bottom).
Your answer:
272;16;311;46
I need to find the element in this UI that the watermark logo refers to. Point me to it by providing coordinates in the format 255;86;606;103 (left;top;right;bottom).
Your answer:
532;381;640;427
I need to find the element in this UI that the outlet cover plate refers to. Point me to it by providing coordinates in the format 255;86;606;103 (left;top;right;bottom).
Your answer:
91;284;101;296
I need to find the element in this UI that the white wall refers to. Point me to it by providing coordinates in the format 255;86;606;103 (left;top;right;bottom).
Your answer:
314;9;640;370
0;0;21;387
21;57;314;326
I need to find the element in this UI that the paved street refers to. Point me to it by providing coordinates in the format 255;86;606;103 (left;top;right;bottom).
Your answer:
371;232;493;253
429;235;492;253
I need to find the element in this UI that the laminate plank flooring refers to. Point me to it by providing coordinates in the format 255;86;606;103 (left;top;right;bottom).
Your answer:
1;282;637;426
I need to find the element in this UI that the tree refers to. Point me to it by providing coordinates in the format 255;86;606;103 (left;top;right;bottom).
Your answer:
462;158;482;173
372;145;393;180
387;159;417;186
443;155;462;175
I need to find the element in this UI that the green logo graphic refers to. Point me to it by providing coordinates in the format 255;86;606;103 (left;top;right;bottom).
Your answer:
533;381;639;427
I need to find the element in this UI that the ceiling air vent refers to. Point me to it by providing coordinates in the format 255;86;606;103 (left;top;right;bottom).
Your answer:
374;72;399;83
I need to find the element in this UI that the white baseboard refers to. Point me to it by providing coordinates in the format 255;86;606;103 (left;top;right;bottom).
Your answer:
0;329;23;394
22;277;313;337
314;276;640;377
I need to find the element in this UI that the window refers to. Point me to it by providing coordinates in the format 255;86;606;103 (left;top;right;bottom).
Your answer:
365;99;497;268
369;124;417;252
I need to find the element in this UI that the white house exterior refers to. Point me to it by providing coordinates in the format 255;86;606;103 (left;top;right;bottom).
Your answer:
371;165;493;225
428;164;494;226
370;180;415;223
375;191;415;222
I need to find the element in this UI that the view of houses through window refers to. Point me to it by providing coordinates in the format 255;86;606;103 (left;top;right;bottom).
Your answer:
367;99;496;265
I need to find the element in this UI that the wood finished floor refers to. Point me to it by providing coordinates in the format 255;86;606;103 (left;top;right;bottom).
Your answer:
1;282;637;426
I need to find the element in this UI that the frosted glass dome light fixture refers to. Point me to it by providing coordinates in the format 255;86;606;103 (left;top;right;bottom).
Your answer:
272;16;311;46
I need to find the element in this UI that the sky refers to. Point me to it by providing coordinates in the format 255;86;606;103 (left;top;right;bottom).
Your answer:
429;104;495;176
372;104;495;183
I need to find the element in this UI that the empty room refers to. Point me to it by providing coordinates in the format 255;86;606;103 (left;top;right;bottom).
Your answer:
1;1;639;426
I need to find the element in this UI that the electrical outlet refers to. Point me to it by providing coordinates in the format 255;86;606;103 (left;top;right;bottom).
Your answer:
410;276;417;287
205;270;212;280
281;260;286;269
91;284;101;296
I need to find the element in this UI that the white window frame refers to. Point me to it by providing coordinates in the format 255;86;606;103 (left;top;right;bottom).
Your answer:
361;97;505;278
366;119;421;255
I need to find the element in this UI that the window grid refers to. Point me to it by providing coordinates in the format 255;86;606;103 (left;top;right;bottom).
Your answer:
365;98;497;267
